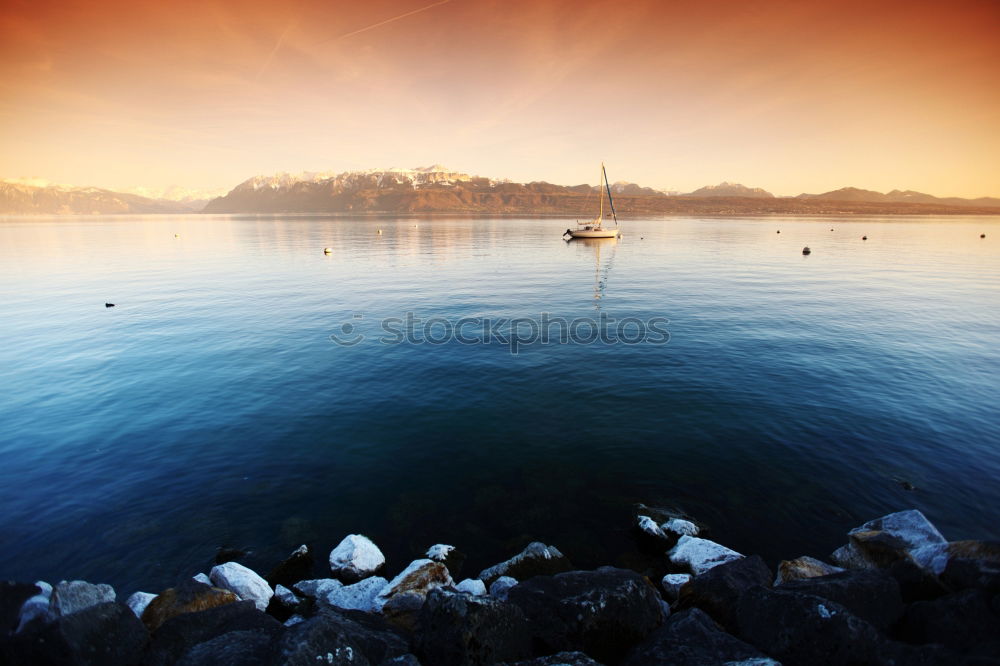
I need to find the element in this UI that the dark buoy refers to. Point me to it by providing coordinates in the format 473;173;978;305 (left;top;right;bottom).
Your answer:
981;234;986;238
105;303;115;308
830;228;834;231
776;230;780;234
862;236;867;240
802;246;811;255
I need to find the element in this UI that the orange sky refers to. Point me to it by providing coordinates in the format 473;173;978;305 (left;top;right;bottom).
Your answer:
1;0;998;197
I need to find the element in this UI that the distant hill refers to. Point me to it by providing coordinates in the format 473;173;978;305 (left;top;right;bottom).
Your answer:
0;180;200;214
687;182;774;198
798;187;1000;208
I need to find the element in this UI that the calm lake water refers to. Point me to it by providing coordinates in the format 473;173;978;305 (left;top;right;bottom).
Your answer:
1;214;998;594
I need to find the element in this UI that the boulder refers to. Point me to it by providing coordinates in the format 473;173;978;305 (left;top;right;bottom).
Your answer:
736;586;886;665
507;566;664;664
329;535;386;583
635;515;670;548
125;591;157;619
478;542;572;587
623;608;778;666
275;606;409;665
490;577;518;601
375;559;453;611
210;562;274;612
896;589;1000;655
660;573;691;604
426;544;466;579
662;518;699;537
667;535;744;575
775;556;844;585
273;584;300;608
1;582;39;633
293;578;343;599
141;579;239;633
833;509;947;569
267;544;314;588
910;540;1000;587
50;580;116;617
380;592;426;634
779;569;903;631
15;581;52;633
415;588;532;665
942;555;1000;594
175;629;275;665
887;558;950;604
319;576;388;612
501;652;602;666
192;573;211;585
455;578;487;596
676;554;771;632
144;599;282;666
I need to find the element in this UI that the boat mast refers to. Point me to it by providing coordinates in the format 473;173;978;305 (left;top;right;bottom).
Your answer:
598;163;604;224
603;163;618;228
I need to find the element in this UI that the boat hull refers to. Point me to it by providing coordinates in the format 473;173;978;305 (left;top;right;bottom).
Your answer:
566;228;620;239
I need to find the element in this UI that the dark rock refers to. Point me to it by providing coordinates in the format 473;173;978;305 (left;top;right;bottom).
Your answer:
144;600;282;666
1;582;39;633
888;558;950;604
176;629;276;665
478;542;573;587
775;556;843;585
503;652;603;666
415;588;531;666
622;608;777;666
942;557;1000;594
896;589;1000;655
507;566;663;664
275;606;409;665
215;547;248;565
141;579;239;633
267;545;314;589
676;554;771;633
380;592;425;634
3;601;147;666
779;569;903;631
381;655;422;666
736;585;886;665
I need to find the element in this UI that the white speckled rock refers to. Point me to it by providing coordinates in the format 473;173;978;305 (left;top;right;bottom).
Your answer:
668;536;744;575
660;573;692;603
848;510;945;550
274;584;300;607
192;573;211;585
320;576;388;612
662;518;699;537
375;559;452;611
209;562;273;611
637;516;668;539
293;578;342;599
455;578;487;596
329;534;386;582
51;580;116;616
16;581;53;632
489;576;518;600
426;544;455;562
125;591;156;618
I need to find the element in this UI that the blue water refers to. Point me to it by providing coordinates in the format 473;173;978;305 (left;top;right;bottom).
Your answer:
1;215;998;594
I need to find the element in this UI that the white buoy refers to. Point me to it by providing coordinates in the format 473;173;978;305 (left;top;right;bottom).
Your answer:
377;229;382;235
174;234;180;238
323;247;333;254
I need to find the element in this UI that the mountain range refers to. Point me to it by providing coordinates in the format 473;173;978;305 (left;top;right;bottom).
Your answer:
3;169;999;215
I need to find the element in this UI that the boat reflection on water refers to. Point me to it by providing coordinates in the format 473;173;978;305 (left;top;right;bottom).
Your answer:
570;236;619;306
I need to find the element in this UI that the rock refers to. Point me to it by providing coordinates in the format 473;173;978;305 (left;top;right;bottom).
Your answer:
383;655;422;665
775;555;844;585
274;584;300;608
623;608;778;666
676;554;772;632
507;566;664;664
887;558;950;603
320;576;388;612
636;515;669;542
942;555;1000;594
293;578;343;599
267;544;314;588
329;534;386;583
911;540;1000;580
15;581;52;633
210;561;274;612
145;599;282;666
662;518;699;537
426;544;455;561
478;542;572;586
1;582;40;633
415;588;532;665
50;580;116;617
192;573;211;585
490;576;518;601
141;579;240;633
454;579;487;596
284;614;305;627
778;569;903;631
375;559;453;611
736;586;886;665
275;606;409;665
660;573;691;603
4;601;148;666
428;545;467;580
502;652;602;666
837;509;947;569
667;535;744;575
176;629;276;665
830;542;873;570
125;591;157;618
380;592;426;633
896;589;1000;654
215;546;247;564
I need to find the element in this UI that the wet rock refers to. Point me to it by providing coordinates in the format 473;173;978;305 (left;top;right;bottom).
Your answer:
478;542;572;587
623;608;777;666
668;535;744;575
775;555;844;585
329;534;386;583
375;559;453;611
141;579;239;633
50;580;116;617
320;576;388;612
175;629;275;665
125;591;157;618
1;582;39;633
275;606;409;665
215;547;247;565
662;518;699;538
427;544;466;578
676;554;772;632
502;652;602;666
490;576;518;601
507;566;664;664
835;509;947;569
896;589;1000;654
415;588;532;665
455;578;487;596
145;599;282;666
660;573;691;603
736;586;886;665
15;581;52;632
210;561;274;611
778;569;903;631
267;544;314;588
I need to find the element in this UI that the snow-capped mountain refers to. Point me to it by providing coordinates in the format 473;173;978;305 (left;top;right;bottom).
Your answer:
0;179;200;214
686;182;775;198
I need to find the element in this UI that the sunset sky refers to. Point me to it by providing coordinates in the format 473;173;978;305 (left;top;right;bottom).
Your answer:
1;0;998;197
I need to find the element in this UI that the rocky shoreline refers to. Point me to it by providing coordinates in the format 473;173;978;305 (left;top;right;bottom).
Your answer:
2;508;998;665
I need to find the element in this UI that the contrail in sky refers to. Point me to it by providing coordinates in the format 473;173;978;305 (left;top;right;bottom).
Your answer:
257;19;297;79
334;0;452;41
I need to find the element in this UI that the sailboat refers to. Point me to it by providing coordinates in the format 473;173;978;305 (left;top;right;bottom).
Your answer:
563;163;621;239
